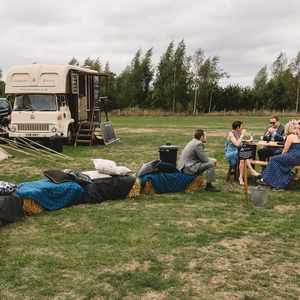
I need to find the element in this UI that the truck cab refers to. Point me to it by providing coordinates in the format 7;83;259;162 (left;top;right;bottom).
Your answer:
10;94;73;139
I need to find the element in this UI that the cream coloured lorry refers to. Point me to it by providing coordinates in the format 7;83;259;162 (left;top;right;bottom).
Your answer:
5;64;107;144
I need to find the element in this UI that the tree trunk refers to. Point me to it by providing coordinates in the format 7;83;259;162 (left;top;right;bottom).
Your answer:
208;88;213;113
172;66;176;113
193;87;198;115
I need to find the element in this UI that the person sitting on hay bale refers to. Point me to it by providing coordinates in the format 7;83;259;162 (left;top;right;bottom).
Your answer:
179;129;220;192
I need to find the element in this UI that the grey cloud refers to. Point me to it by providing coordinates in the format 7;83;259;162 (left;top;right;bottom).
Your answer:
1;0;300;86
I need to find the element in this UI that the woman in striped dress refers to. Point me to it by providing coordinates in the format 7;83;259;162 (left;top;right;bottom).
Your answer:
258;121;300;189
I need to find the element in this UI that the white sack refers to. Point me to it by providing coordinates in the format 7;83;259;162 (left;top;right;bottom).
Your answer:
92;159;131;175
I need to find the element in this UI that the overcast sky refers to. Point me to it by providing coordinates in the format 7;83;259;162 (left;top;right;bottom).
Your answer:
1;0;300;86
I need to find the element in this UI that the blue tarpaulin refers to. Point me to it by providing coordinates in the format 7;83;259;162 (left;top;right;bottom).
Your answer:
16;179;86;211
139;172;196;193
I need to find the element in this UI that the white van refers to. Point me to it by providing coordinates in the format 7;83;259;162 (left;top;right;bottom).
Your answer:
5;64;108;144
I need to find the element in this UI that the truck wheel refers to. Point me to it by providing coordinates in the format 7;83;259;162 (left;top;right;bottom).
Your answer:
66;125;75;145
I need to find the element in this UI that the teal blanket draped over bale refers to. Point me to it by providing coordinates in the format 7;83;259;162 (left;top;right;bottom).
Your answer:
16;179;85;211
140;172;196;193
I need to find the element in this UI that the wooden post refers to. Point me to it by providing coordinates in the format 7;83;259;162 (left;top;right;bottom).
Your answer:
243;160;249;198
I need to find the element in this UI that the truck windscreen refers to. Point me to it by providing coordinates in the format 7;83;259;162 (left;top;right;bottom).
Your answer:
14;95;57;111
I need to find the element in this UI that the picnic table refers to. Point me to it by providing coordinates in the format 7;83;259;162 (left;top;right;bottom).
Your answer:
256;140;284;148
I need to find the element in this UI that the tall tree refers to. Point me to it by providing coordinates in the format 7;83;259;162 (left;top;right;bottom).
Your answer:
114;66;132;108
254;65;268;90
68;57;80;66
104;61;111;73
191;49;205;114
153;41;175;110
289;51;300;112
197;54;228;112
83;57;101;72
128;49;143;106
253;65;268;109
272;52;288;78
172;40;191;112
269;52;291;110
0;68;4;97
140;48;154;107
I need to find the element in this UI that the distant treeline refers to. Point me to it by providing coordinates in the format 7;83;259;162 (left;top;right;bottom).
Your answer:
1;41;300;113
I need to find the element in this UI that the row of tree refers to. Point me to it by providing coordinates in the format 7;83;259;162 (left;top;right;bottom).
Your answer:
1;43;300;112
83;41;300;113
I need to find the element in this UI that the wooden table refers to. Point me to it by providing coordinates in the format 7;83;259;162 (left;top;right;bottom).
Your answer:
256;140;284;148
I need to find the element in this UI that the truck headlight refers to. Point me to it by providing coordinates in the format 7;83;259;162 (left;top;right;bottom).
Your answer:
51;127;57;133
10;125;17;132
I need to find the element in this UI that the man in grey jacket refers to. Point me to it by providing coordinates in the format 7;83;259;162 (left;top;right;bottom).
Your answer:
179;129;220;192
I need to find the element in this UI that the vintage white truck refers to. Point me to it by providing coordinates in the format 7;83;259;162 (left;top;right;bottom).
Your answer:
5;64;111;145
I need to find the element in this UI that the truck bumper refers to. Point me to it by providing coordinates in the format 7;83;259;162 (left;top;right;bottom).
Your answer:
9;132;64;138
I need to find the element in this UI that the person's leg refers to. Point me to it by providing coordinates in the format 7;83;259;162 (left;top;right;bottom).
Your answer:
225;151;238;168
195;161;220;191
196;161;215;182
238;160;245;185
258;148;268;161
225;151;238;181
246;159;260;176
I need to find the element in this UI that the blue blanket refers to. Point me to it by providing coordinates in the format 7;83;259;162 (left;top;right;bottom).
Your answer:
16;179;86;211
140;172;196;193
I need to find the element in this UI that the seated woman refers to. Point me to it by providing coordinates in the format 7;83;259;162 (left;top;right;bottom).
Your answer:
258;121;300;189
225;120;260;185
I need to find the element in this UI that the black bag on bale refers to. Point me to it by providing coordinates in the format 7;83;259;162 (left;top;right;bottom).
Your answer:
159;143;178;166
0;193;24;227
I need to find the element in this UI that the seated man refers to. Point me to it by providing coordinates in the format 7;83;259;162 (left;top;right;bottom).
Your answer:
258;115;285;161
179;129;220;192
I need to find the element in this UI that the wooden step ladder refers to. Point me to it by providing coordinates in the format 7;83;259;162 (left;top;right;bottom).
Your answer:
75;121;95;146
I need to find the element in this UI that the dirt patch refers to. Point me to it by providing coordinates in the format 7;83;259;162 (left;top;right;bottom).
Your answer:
213;291;259;300
118;128;162;134
141;291;168;300
217;237;258;252
274;204;300;213
114;260;150;273
157;255;175;264
209;273;226;285
175;220;196;228
53;290;81;300
208;130;227;137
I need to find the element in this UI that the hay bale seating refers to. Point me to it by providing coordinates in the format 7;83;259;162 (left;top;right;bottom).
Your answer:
141;176;204;195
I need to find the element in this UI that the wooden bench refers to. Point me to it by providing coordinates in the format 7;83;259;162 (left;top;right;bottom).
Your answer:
251;160;300;176
251;160;267;167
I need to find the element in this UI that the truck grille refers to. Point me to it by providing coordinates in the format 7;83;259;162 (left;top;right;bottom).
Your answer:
17;123;50;131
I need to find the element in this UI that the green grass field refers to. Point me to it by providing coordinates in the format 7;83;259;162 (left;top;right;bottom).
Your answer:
1;116;300;299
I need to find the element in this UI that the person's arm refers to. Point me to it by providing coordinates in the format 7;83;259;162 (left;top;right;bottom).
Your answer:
263;126;270;136
274;131;284;142
278;124;285;136
228;130;245;147
283;135;294;153
195;143;209;163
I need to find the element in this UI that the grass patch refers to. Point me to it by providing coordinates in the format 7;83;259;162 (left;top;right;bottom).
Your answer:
1;115;300;299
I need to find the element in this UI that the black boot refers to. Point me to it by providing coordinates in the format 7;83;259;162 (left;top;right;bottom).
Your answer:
205;182;221;192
